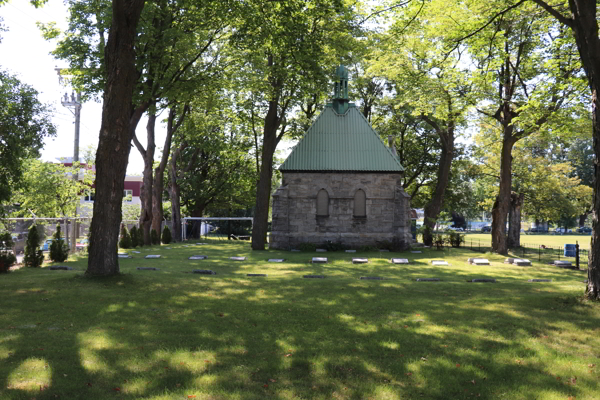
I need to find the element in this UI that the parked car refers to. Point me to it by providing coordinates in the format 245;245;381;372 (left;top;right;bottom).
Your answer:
576;227;592;234
76;238;89;250
554;228;572;234
481;225;491;232
40;238;70;251
447;226;464;232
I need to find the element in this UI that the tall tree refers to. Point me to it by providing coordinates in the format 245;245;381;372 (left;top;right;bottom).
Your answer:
229;0;357;250
0;69;55;205
86;0;145;276
371;3;472;246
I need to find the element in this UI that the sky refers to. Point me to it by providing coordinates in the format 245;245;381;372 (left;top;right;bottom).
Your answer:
1;0;164;175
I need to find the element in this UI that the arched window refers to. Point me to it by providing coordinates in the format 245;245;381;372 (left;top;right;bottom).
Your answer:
354;189;366;217
316;189;329;216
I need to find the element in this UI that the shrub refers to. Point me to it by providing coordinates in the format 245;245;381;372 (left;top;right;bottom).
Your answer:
130;226;139;248
150;228;159;245
134;226;143;247
298;242;316;252
358;245;378;252
0;232;16;273
49;225;70;262
445;230;465;248
434;233;445;250
119;225;132;249
161;225;172;244
24;224;44;267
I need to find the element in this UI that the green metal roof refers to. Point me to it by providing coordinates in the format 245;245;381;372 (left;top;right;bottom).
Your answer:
280;104;404;172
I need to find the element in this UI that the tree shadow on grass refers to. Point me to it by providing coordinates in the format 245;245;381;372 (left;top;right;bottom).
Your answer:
0;259;598;399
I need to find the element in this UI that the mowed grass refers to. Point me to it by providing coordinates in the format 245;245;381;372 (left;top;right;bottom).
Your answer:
1;240;599;400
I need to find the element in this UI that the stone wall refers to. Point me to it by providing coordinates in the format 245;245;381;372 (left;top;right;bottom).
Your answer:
270;172;412;249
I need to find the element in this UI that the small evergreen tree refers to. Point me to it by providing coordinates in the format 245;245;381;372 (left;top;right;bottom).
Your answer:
161;225;172;244
119;225;132;249
0;232;17;273
24;224;44;267
130;225;139;248
150;228;159;245
136;226;144;247
49;225;69;262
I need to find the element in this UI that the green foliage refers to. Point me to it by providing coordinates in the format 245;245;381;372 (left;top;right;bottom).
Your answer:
150;229;159;245
129;226;139;248
445;230;465;248
0;232;16;273
9;159;94;218
297;243;316;252
358;245;379;252
119;225;132;249
23;224;44;268
434;233;446;250
49;225;69;262
0;69;56;203
161;225;172;244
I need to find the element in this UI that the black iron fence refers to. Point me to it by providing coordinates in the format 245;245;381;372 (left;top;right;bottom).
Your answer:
465;238;589;267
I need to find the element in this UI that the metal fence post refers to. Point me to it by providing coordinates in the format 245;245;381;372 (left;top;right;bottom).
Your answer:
576;241;579;269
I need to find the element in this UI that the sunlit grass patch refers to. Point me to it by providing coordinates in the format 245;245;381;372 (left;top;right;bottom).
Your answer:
7;358;51;391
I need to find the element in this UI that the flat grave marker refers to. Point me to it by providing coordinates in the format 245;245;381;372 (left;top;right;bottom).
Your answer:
290;249;301;252
379;249;390;252
49;266;73;270
230;256;246;261
468;258;490;265
145;255;161;259
316;249;327;252
360;276;383;280
352;258;368;264
504;258;515;264
345;250;356;253
268;259;285;263
528;279;552;282
431;260;448;266
311;257;327;263
193;269;216;275
303;275;325;279
391;258;409;264
411;251;422;254
469;278;496;283
416;278;440;282
554;260;574;268
118;254;132;259
513;259;531;266
247;273;267;277
132;251;141;254
137;267;159;271
196;243;207;245
189;255;208;260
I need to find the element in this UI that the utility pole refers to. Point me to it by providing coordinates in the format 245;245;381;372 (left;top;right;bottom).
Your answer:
56;68;82;252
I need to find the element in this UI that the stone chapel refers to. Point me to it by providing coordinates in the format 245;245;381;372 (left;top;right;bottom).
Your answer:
270;66;412;250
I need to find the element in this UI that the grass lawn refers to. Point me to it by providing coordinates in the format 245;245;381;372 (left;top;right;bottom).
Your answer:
1;240;599;400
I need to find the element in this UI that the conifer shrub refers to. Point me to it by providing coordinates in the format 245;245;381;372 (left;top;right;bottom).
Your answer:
150;228;159;245
24;224;44;267
119;225;132;249
0;232;17;273
49;225;69;262
130;226;139;248
161;225;172;244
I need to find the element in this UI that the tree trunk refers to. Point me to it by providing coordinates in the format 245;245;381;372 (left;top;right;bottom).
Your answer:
507;192;524;248
562;0;600;299
251;100;280;250
578;211;590;228
139;111;156;245
422;132;454;246
152;106;186;236
491;134;515;255
86;0;145;277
